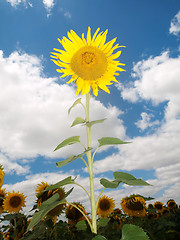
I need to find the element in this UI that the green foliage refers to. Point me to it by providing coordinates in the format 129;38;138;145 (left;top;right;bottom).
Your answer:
56;148;92;168
86;118;106;128
98;137;131;148
71;117;86;127
92;235;108;240
68;98;82;115
97;218;109;228
76;220;87;231
54;136;80;151
44;176;76;191
120;224;149;240
100;172;151;189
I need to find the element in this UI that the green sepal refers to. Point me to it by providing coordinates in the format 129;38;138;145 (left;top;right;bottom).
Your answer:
120;224;149;240
113;172;151;186
68;98;82;115
54;136;80;151
98;137;131;147
100;178;121;188
44;176;76;191
92;235;107;240
97;218;109;227
86;118;106;128
56;148;92;168
27;188;73;232
71;117;86;127
76;220;87;231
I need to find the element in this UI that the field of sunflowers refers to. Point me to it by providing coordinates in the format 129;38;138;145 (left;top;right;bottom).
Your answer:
1;166;180;240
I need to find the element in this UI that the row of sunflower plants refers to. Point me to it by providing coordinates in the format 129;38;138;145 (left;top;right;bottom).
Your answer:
0;166;180;240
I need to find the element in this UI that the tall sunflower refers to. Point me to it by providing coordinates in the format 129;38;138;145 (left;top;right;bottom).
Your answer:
0;188;6;214
167;199;177;210
0;169;4;188
153;201;164;213
3;191;26;213
120;195;146;217
51;27;125;96
97;195;115;218
35;182;49;197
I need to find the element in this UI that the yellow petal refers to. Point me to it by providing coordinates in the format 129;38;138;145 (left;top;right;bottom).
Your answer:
87;26;92;45
92;28;100;43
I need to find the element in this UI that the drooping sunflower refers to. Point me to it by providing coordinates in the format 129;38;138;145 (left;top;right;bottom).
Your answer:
153;201;164;213
167;199;177;210
35;182;49;197
120;195;146;217
65;202;88;225
3;191;26;213
0;188;6;214
97;195;115;218
51;27;125;96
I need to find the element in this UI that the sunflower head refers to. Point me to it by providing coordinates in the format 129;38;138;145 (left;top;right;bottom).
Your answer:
0;174;4;188
97;195;115;218
51;27;125;96
120;195;147;217
109;215;122;229
153;201;164;213
35;182;49;197
65;202;88;225
0;188;6;214
3;191;26;213
167;199;177;209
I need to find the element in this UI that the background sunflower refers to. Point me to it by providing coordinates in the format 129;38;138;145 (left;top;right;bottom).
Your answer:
97;195;115;218
3;191;26;213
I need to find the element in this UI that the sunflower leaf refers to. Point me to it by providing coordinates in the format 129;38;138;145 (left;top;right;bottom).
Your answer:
86;118;106;128
44;176;76;191
120;224;149;240
27;188;73;232
54;136;80;151
92;235;107;240
98;218;109;227
100;178;121;188
98;137;131;148
68;98;82;115
71;117;86;127
114;172;151;186
56;148;92;168
76;220;87;231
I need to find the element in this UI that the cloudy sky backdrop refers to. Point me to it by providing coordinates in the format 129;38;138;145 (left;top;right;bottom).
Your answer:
0;0;180;214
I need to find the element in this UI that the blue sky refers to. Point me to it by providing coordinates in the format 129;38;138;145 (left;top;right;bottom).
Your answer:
0;0;180;213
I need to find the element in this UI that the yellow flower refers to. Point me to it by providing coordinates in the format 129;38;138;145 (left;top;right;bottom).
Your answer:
3;191;26;213
0;188;6;214
97;195;115;218
51;27;125;96
120;195;146;217
35;182;49;197
65;202;88;225
153;201;164;213
167;199;177;209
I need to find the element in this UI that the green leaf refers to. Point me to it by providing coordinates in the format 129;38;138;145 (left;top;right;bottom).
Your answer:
92;235;107;240
71;117;86;127
45;176;75;191
56;148;92;168
54;136;80;151
121;224;149;240
68;98;82;115
97;218;109;227
76;220;87;231
113;172;151;186
100;178;121;188
27;188;73;232
98;137;130;147
86;118;106;128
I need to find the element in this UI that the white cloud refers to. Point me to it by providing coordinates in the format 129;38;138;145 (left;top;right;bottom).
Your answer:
64;11;72;19
6;0;27;7
169;10;180;36
42;0;55;16
135;112;160;131
0;50;126;175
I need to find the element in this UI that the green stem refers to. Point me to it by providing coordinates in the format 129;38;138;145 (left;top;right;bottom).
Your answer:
74;182;91;199
85;93;97;234
95;187;105;212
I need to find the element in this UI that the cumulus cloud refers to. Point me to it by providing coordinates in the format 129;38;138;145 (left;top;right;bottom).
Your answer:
169;10;180;36
42;0;55;16
135;112;160;131
6;0;28;7
0;50;126;175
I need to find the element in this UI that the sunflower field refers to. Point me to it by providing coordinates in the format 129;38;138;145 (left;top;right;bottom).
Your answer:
1;166;180;240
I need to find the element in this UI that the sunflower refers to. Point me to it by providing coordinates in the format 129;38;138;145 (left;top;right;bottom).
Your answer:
0;188;6;214
97;195;115;218
65;202;88;225
120;195;146;217
51;27;125;96
3;191;26;213
109;215;122;229
35;182;49;197
167;199;177;210
0;176;3;188
153;201;164;213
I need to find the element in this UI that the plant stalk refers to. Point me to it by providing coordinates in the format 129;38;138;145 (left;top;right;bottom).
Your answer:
85;93;97;234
